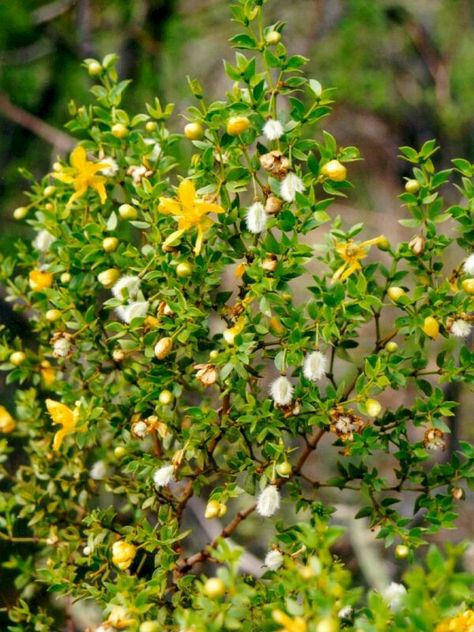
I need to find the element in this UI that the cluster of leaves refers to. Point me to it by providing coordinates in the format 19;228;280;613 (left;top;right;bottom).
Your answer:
0;0;472;630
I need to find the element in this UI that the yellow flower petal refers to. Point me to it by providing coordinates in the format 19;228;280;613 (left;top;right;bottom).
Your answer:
158;198;182;215
70;145;87;170
162;228;185;250
178;179;196;209
93;180;107;204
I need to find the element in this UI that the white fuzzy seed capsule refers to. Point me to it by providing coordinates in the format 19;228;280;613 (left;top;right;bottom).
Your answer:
112;275;141;301
270;376;293;406
280;173;304;202
463;253;474;275
303;351;327;382
153;464;174;488
257;484;280;517
450;319;472;338
246;202;267;234
263;119;284;141
264;549;283;570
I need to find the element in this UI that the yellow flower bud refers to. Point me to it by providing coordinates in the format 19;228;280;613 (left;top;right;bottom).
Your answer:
40;360;56;387
0;406;15;433
184;122;204;140
321;159;347;182
87;61;102;76
376;235;390;251
395;544;409;559
140;622;160;632
385;341;398;353
13;206;29;220
102;237;119;252
404;179;420;194
114;446;127;459
276;461;292;477
10;351;26;366
422;316;439;339
365;398;382;417
204;500;222;520
462;278;474;294
29;270;53;291
265;30;282;45
44;185;56;197
203;577;225;598
60;272;71;284
159;389;174;405
46;309;62;323
387;286;405;302
316;617;338;632
145;121;158;132
97;268;120;288
154;337;173;360
111;123;129;138
111;540;136;570
226;116;250;136
118;203;138;220
176;261;193;277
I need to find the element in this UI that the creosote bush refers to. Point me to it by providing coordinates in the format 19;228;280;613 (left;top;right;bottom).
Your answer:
0;1;473;631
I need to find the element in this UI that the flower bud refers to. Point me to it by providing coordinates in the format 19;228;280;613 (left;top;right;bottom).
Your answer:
203;577;225;599
462;278;474;294
262;256;278;272
0;406;15;433
159;389;174;405
112;349;126;362
265;30;281;45
404;179;420;194
118;204;138;220
102;237;119;252
98;268;120;288
387;286;405;302
46;309;62;323
321;159;347;182
114;446;127;459
184;122;204;140
60;272;71;284
154;337;173;360
451;487;464;501
395;544;409;559
111;540;136;570
10;351;26;366
176;261;193;277
276;461;292;477
422;316;439;339
265;195;283;215
315;617;338;632
226;116;250;136
204;500;222;519
111;123;128;138
409;234;425;256
376;235;390;251
87;61;102;76
140;622;160;632
13;206;29;220
44;185;56;196
29;270;53;291
365;398;382;418
145;121;158;132
385;341;398;353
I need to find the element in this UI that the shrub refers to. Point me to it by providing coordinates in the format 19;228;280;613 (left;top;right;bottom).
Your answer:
0;0;473;630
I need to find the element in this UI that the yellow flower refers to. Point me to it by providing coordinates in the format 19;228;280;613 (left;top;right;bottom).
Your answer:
158;179;224;255
272;609;307;632
29;270;53;291
0;406;15;433
40;360;56;387
52;145;109;208
435;609;474;632
332;236;385;282
112;540;137;570
45;399;80;451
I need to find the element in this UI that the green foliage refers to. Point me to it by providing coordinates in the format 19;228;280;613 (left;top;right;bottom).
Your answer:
0;0;473;630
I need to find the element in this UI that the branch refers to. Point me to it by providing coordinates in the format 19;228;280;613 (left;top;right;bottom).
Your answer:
0;93;75;153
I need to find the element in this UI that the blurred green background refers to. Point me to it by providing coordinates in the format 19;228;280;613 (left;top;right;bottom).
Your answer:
0;1;473;626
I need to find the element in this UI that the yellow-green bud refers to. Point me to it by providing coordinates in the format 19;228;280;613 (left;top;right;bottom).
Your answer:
422;316;439;339
462;278;474;294
387;286;405;302
13;206;28;220
118;204;138;220
102;237;119;253
404;179;420;194
145;121;158;132
265;30;282;45
203;577;225;599
97;268;120;288
321;160;347;182
159;390;174;405
111;123;129;139
226;116;250;136
60;272;71;284
10;351;26;366
395;544;409;559
44;185;56;197
184;122;204;140
114;446;127;460
46;309;62;323
276;461;292;477
139;623;160;632
385;341;398;353
176;261;193;277
87;61;102;76
365;398;382;418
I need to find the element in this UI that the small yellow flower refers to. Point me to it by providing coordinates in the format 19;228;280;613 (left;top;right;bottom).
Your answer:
111;540;137;570
29;270;53;291
434;609;474;632
45;399;80;451
158;179;224;255
272;609;307;632
332;236;385;282
40;360;56;387
0;406;15;433
422;316;440;339
52;145;109;208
